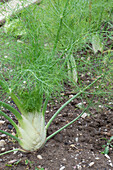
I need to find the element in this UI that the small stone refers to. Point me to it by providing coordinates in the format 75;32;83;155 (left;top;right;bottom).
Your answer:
83;102;86;104
18;153;23;157
109;102;113;105
63;158;66;161
37;155;43;159
95;157;100;160
0;120;5;126
8;124;13;130
8;159;17;164
89;162;95;167
76;103;83;109
81;113;87;119
73;166;76;169
76;164;82;170
0;134;6;138
108;160;111;163
12;132;16;136
45;110;49;113
13;147;18;154
105;154;110;159
1;148;5;151
0;140;6;147
60;166;65;170
75;137;79;142
109;163;113;167
69;95;74;98
98;105;103;108
70;144;76;148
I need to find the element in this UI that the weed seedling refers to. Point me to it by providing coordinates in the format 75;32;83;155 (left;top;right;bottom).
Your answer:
101;136;113;155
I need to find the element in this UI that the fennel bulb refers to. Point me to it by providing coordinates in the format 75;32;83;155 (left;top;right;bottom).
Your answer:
18;112;46;151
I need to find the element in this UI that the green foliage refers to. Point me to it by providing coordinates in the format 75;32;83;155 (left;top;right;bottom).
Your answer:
101;136;113;155
4;18;27;37
0;0;113;111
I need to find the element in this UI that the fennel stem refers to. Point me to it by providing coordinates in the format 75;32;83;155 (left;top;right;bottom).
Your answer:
46;105;89;142
0;101;22;120
0;111;18;132
0;129;20;142
46;75;103;130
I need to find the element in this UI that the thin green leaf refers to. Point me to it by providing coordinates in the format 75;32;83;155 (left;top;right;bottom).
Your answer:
0;111;18;132
42;96;49;116
0;101;22;120
104;146;109;155
0;130;20;142
10;91;26;115
109;136;113;142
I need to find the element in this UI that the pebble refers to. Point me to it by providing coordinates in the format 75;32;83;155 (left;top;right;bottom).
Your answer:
8;124;13;130
108;160;111;163
63;158;66;161
59;166;65;170
0;120;5;126
11;132;16;136
81;113;87;119
76;103;83;109
0;140;6;147
89;162;95;167
18;153;23;157
13;147;18;154
70;144;76;148
73;166;76;169
105;154;110;159
8;159;17;164
37;155;43;160
75;137;79;142
76;164;82;170
0;134;6;138
1;148;5;151
109;163;113;167
69;95;74;98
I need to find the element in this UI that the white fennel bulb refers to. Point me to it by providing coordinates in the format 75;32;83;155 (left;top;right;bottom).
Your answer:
18;112;46;151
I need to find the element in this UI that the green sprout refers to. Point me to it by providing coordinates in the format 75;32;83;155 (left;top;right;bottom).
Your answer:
101;136;113;155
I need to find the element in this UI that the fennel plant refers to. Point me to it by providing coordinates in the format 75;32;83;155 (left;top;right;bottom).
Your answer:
0;75;102;152
0;0;111;155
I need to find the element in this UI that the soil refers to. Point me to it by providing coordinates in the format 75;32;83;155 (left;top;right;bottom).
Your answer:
0;88;113;170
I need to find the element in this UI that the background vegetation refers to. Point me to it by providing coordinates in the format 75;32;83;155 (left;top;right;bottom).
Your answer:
0;0;113;111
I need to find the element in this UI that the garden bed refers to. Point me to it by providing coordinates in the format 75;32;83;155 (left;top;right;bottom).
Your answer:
0;0;113;169
0;84;113;169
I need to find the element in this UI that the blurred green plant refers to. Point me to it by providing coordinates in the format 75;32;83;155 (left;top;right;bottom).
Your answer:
101;136;113;155
4;18;27;37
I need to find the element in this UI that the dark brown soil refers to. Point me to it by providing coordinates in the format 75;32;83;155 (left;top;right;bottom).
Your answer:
0;90;113;170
